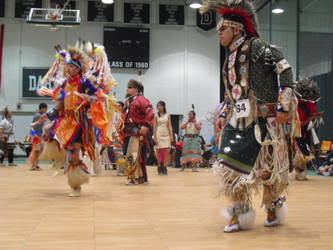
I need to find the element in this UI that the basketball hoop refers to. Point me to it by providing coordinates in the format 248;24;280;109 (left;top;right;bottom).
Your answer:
46;9;63;22
47;0;70;21
47;7;62;21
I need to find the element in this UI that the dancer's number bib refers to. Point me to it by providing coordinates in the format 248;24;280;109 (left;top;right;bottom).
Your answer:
235;99;250;118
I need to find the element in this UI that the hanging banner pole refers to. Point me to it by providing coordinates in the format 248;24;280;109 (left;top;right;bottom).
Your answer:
0;24;4;92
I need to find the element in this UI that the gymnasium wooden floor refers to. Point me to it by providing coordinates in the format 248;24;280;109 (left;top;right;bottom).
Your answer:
0;164;332;250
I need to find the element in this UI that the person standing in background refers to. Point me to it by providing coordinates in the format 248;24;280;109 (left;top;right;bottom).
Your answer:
28;103;48;171
180;110;202;172
123;79;155;185
153;101;174;175
0;107;17;166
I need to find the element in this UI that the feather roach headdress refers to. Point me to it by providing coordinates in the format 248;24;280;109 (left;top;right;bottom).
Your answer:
67;43;89;74
200;0;260;38
41;39;116;92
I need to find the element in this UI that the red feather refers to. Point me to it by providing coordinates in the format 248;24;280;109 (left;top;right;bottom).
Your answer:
218;7;258;37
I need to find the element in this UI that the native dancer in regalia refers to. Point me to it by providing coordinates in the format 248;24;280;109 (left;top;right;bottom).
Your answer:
122;79;155;185
201;0;300;232
38;41;117;196
292;78;322;180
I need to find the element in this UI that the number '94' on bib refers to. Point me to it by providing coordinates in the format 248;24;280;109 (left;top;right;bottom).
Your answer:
234;99;250;118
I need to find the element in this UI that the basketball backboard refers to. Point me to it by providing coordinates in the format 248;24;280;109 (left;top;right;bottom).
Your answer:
27;8;80;28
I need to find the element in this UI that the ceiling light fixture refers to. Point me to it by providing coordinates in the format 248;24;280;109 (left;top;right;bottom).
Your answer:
189;0;202;9
102;0;114;4
272;0;284;14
